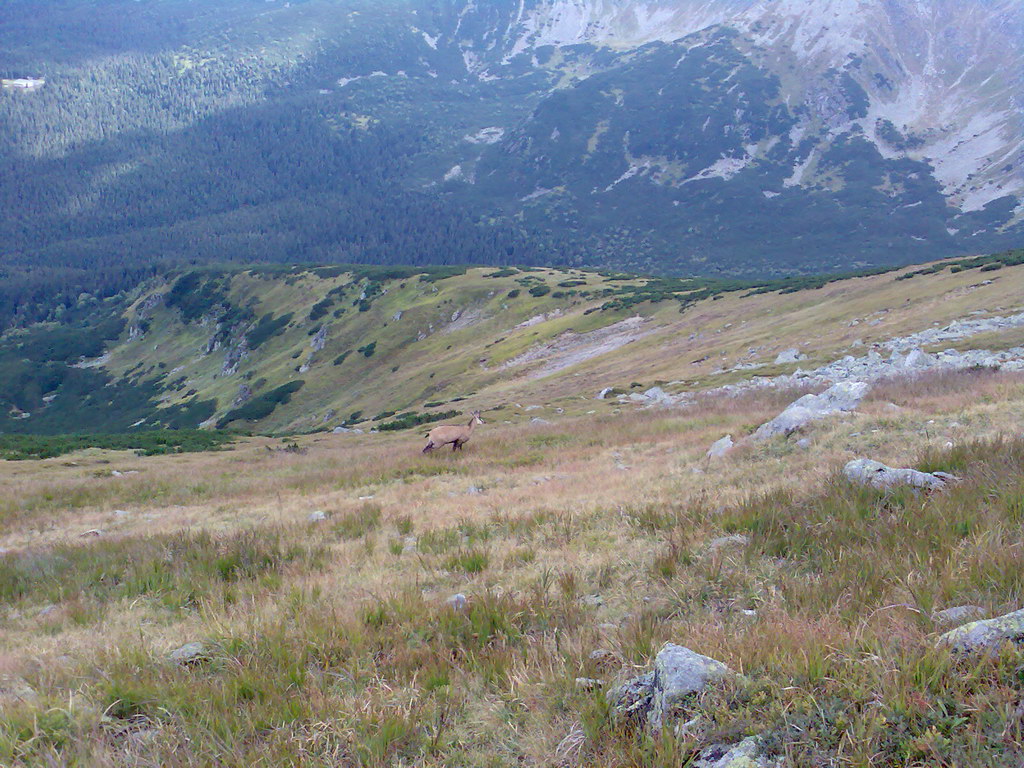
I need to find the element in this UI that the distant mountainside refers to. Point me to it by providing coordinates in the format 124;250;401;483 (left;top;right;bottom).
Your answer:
1;0;1021;324
2;250;1021;437
431;0;1024;272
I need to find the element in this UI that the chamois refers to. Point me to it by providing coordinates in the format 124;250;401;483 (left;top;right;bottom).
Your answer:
423;411;484;453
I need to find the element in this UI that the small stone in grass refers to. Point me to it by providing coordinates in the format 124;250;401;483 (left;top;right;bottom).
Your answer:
168;642;209;666
0;676;39;706
446;593;468;611
938;608;1024;654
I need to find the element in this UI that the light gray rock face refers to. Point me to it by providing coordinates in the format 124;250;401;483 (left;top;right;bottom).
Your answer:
609;643;733;733
648;644;733;733
642;386;674;405
310;325;329;352
887;312;1024;351
902;348;935;369
707;435;735;459
938;608;1024;654
753;381;868;440
597;387;614;400
774;348;806;364
333;426;364;435
933;605;987;627
843;459;956;490
233;384;253;407
169;642;209;666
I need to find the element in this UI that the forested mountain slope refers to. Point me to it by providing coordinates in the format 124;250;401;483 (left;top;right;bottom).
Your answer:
1;0;1022;326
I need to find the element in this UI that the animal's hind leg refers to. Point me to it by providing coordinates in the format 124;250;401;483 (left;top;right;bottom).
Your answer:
451;441;459;452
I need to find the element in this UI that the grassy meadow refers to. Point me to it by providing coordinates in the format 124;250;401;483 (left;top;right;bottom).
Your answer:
2;364;1024;766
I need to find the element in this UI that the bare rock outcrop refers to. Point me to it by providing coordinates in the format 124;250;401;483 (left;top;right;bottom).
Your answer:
753;381;868;440
938;608;1024;654
843;459;957;490
608;643;734;733
707;435;735;459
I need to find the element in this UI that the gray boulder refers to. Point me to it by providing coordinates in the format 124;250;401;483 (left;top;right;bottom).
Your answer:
843;459;956;491
609;643;734;733
902;348;935;369
753;382;868;440
707;435;735;459
168;642;209;666
446;593;468;611
938;608;1024;654
932;605;987;627
774;348;806;364
308;510;327;523
753;406;816;440
649;644;733;733
643;386;673;405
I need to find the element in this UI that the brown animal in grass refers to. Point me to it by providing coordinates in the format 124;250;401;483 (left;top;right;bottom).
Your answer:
423;411;484;453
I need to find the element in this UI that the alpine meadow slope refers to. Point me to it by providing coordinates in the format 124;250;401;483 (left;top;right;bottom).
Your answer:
2;251;1023;439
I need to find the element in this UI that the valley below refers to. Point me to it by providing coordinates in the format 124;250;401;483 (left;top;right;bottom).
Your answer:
3;256;1024;766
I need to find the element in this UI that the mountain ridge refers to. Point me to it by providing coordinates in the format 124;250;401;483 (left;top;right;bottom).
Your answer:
2;250;1021;437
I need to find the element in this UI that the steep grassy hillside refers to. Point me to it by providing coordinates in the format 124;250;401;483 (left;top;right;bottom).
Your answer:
3;250;1023;438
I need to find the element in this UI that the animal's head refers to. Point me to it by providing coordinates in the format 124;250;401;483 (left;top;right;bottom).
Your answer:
472;411;484;425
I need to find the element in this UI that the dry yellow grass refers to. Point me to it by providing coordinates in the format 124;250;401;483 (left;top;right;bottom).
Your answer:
3;362;1024;765
4;261;1024;766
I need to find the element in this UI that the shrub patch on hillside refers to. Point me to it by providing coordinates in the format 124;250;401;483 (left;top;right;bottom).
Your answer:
377;410;462;432
217;381;305;428
0;430;235;461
